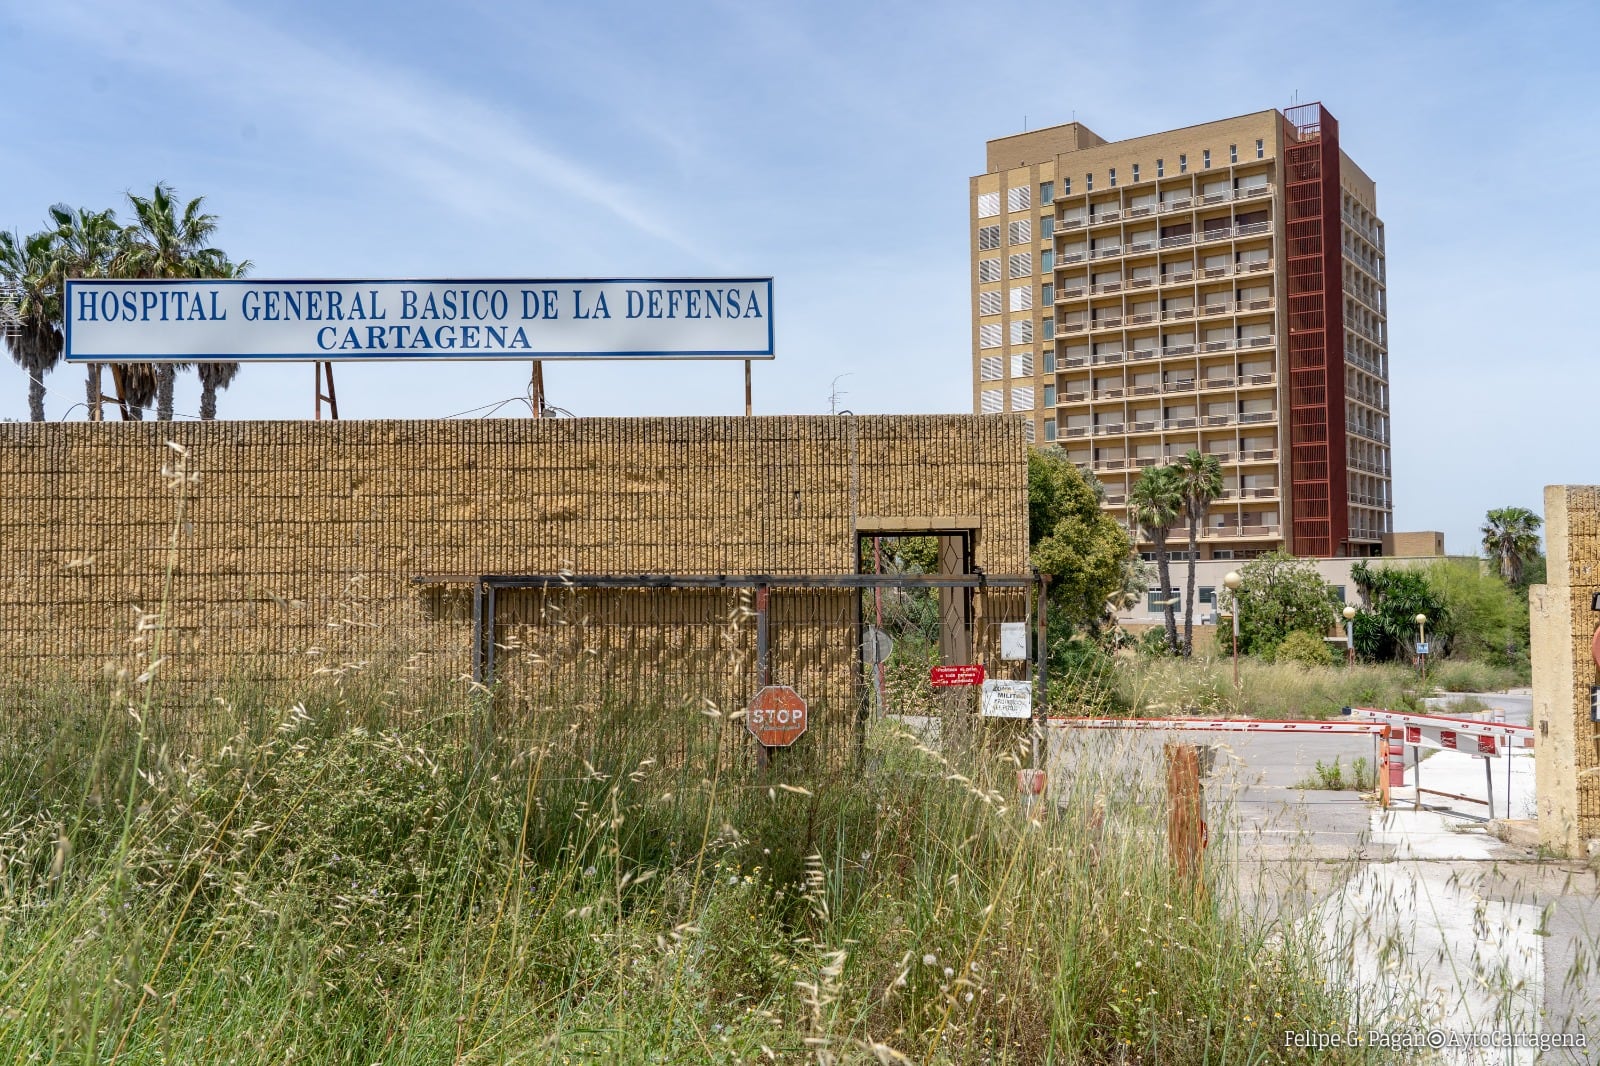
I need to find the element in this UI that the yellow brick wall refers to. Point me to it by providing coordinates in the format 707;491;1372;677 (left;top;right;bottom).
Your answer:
0;416;1029;758
1531;485;1600;854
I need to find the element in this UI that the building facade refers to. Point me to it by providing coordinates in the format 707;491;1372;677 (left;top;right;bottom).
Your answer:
970;104;1391;562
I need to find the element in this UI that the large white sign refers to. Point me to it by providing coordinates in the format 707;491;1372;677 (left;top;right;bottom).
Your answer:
980;679;1034;719
63;278;774;362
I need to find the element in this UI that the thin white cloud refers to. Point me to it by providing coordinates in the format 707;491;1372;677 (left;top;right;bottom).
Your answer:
20;0;720;264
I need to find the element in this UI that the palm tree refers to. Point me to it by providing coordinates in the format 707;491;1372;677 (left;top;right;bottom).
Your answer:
1172;449;1225;656
195;258;246;419
1128;465;1184;654
47;205;122;419
0;228;62;421
117;183;226;420
1481;506;1542;586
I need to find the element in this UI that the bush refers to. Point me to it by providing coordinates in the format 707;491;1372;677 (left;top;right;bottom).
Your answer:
1273;630;1336;669
1223;552;1339;655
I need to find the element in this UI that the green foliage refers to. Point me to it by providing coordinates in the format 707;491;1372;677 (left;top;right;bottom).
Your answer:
1422;558;1529;669
1272;630;1336;669
1299;756;1376;792
1223;552;1339;656
1350;561;1446;664
1028;447;1132;633
1171;450;1226;656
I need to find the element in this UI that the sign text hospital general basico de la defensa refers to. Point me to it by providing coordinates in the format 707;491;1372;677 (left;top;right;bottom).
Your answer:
63;279;774;362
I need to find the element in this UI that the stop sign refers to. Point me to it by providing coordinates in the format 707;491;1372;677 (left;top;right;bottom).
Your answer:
746;685;808;748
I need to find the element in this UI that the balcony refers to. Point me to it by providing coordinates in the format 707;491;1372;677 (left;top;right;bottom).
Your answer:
1059;320;1088;334
1161;416;1198;430
1126;311;1157;326
1237;448;1278;463
1091;209;1121;224
1058;250;1087;265
1128;347;1160;362
1346;420;1389;443
1090;351;1126;366
1057;284;1088;301
1350;492;1389;508
1131;383;1159;396
1089;245;1124;260
1061;354;1089;368
1238;410;1276;424
1089;316;1123;332
1126;203;1156;218
1057;216;1087;231
1061;389;1089;403
1129;420;1157;433
1092;423;1127;436
1159;269;1195;287
1094;387;1126;399
1347;455;1390;476
1237;372;1276;388
1347;320;1385;345
1160;196;1194;212
1090;280;1123;295
1163;378;1196;394
1205;523;1281;539
1127;275;1156;290
1061;425;1089;438
1159;233;1194;250
1161;307;1196;323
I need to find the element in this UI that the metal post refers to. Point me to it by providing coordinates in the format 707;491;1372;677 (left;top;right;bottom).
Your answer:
756;584;771;770
1484;757;1495;821
1413;745;1422;812
1033;575;1049;805
471;579;484;685
531;361;545;418
485;583;498;686
873;537;886;715
744;359;752;417
1231;607;1240;692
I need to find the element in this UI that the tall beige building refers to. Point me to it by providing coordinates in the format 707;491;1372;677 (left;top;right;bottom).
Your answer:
970;104;1391;560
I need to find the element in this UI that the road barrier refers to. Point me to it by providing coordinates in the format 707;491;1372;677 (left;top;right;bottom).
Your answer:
1342;706;1534;820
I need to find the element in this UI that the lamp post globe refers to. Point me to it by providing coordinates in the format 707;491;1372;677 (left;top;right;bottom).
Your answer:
1342;605;1357;665
1414;613;1428;679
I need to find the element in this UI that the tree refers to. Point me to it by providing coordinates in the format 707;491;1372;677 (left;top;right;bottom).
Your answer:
1172;449;1224;657
1027;447;1132;634
117;183;231;420
47;205;123;419
0;228;61;421
1227;551;1339;656
1350;561;1446;663
1481;506;1542;587
1422;558;1527;667
196;260;248;419
1127;464;1183;654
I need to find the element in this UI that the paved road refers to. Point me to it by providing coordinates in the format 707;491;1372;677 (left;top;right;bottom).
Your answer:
1043;711;1600;1063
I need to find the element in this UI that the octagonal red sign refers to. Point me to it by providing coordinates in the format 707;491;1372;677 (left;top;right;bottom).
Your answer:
746;684;808;748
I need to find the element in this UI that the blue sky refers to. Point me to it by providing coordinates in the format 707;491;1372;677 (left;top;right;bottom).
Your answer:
2;0;1595;556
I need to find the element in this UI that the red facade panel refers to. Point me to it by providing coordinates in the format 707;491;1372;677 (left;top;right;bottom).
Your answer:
1282;103;1348;557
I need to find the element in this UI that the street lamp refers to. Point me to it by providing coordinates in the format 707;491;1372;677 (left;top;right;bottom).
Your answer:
1223;570;1242;691
1342;605;1357;665
1414;612;1428;680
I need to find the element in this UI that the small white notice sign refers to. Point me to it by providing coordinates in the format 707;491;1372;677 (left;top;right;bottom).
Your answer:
1000;622;1028;661
980;679;1033;719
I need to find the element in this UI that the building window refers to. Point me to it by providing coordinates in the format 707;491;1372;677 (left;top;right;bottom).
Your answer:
1086;173;1093;191
1043;384;1056;407
978;257;1001;282
1040;180;1054;204
1010;320;1034;344
1157;158;1165;177
979;356;1002;381
1040;282;1054;305
978;290;1002;316
1255;138;1264;159
1010;352;1034;377
1334;585;1347;603
1063;177;1072;195
1042;319;1054;340
1008;219;1032;245
1229;144;1237;164
1009;285;1032;312
980;388;1004;413
978;225;1000;250
1146;588;1180;612
1212;549;1234;560
1040;249;1053;271
1040;216;1054;239
1008;252;1031;278
1132;163;1140;183
978;324;1002;349
1024;420;1036;443
1043;351;1055;372
1010;386;1034;411
977;192;1001;218
1044;417;1057;441
1203;150;1211;169
1108;168;1117;188
1198;586;1215;605
1179;154;1187;173
1007;186;1031;212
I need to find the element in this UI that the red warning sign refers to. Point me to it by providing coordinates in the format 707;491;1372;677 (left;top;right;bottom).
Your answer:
930;664;986;687
746;685;808;748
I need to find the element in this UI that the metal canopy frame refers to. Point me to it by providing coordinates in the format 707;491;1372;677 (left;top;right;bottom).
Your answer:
411;570;1034;688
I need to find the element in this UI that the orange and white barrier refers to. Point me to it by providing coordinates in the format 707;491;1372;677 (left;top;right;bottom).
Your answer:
1341;706;1534;756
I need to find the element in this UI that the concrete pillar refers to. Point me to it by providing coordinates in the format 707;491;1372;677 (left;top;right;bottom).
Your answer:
1530;486;1600;857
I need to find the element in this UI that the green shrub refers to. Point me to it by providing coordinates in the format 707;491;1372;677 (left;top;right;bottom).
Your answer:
1274;630;1336;669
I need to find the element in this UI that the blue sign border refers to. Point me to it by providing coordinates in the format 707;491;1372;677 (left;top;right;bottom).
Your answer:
64;277;775;362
